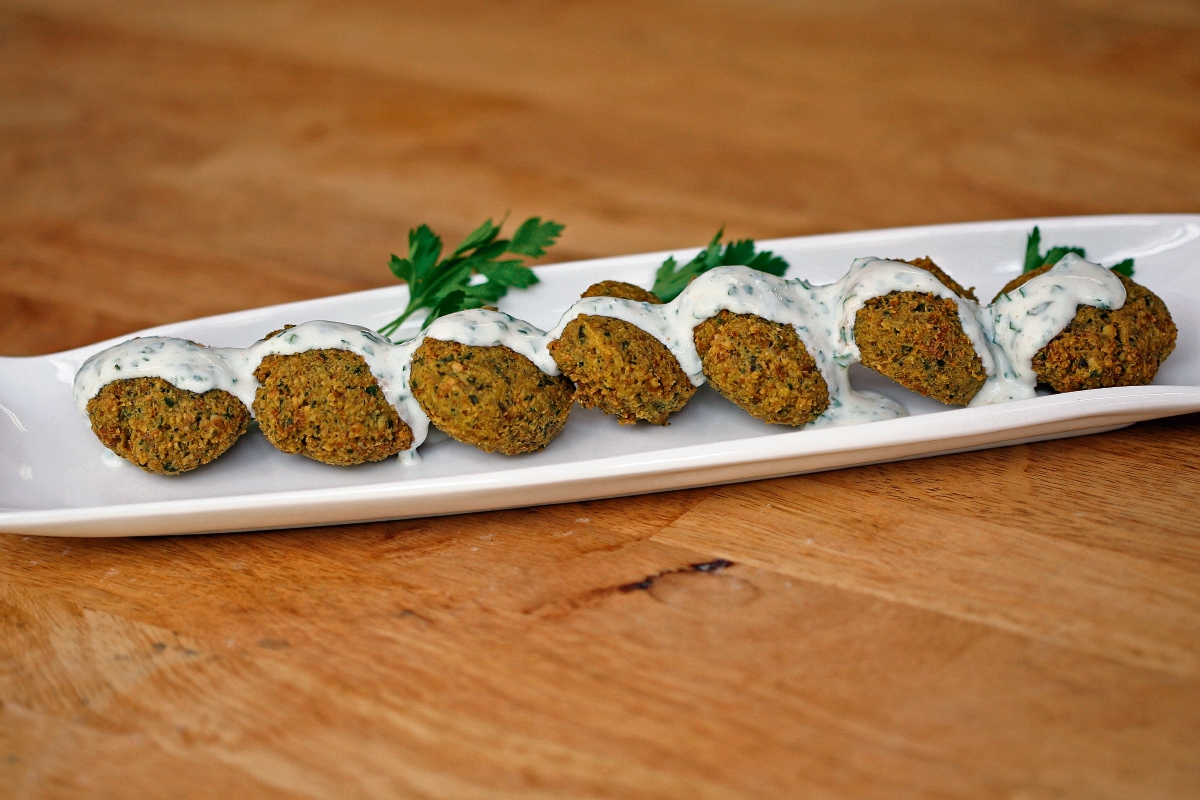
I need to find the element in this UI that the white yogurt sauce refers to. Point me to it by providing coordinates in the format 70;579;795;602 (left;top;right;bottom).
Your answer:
986;253;1126;389
74;322;430;450
423;308;559;376
542;265;911;425
73;256;1128;461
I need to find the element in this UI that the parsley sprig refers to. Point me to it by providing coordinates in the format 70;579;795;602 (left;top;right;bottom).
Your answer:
1023;226;1134;277
378;216;563;340
652;228;789;302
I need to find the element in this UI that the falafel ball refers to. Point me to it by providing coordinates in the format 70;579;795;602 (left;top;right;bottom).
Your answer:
548;314;697;425
580;281;662;304
86;377;250;475
253;348;413;465
409;338;573;454
853;259;987;405
547;282;695;425
993;265;1177;392
906;256;978;302
693;310;830;426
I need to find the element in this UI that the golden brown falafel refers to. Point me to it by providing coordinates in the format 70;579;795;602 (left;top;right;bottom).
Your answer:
253;348;413;466
548;314;696;425
994;265;1177;392
693;311;829;425
547;281;694;425
409;339;573;454
853;259;986;405
86;377;250;475
580;281;663;304
905;256;978;302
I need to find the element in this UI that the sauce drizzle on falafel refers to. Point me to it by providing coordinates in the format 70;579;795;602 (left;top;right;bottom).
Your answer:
73;255;1174;472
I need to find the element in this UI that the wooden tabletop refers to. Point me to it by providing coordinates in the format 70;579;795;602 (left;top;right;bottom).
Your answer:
3;1;1199;797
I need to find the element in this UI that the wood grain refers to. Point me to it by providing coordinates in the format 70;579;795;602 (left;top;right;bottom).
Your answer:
2;1;1199;797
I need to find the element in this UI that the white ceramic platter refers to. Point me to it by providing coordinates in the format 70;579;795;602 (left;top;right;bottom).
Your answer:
2;215;1198;537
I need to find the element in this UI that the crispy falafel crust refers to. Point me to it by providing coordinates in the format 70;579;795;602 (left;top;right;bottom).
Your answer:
994;265;1177;392
253;349;413;466
854;291;987;406
86;377;250;475
409;339;573;455
694;310;829;425
580;281;663;304
905;256;978;302
548;315;697;425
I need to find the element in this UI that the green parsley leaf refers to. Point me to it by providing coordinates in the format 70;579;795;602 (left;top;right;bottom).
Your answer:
477;259;540;288
507;217;564;257
1023;226;1087;273
1023;225;1044;273
1110;258;1135;278
1021;226;1134;277
424;288;469;322
452;218;502;258
1044;244;1087;267
378;216;562;339
652;227;789;302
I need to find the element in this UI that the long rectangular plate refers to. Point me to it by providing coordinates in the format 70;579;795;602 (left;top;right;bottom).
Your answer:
2;215;1197;537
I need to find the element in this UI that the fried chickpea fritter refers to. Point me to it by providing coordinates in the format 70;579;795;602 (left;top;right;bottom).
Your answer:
253;349;413;466
693;311;829;426
853;259;987;405
994;265;1177;392
548;282;695;425
409;339;574;454
580;281;662;303
87;377;249;475
549;315;697;425
906;256;977;302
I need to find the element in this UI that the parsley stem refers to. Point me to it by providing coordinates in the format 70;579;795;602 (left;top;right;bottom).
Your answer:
378;307;417;340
